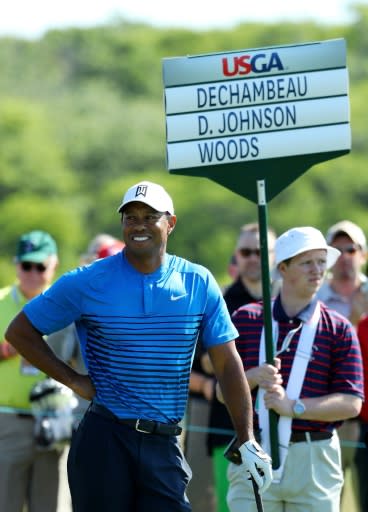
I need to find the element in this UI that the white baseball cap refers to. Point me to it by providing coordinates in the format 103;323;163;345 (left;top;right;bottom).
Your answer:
326;220;366;251
273;226;340;279
117;181;174;214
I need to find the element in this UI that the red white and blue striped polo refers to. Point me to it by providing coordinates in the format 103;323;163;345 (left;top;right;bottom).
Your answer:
232;295;364;433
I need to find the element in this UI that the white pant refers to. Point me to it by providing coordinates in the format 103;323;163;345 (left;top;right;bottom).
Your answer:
227;431;343;512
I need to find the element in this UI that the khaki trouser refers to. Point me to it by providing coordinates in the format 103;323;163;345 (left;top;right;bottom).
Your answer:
227;431;343;512
0;412;71;512
185;397;216;512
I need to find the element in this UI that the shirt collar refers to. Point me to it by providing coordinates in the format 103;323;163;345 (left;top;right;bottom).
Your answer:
11;284;30;307
122;250;170;280
273;294;319;323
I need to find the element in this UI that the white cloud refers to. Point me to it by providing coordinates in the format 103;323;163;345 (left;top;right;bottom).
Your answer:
0;0;361;38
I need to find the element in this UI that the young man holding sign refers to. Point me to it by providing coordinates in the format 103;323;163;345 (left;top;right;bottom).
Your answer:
227;226;363;512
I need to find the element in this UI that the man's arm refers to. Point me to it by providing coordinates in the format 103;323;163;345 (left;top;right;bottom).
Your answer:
209;340;272;493
5;311;95;401
208;340;253;444
264;386;362;420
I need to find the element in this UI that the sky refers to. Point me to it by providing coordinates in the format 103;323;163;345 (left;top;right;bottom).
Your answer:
0;0;365;39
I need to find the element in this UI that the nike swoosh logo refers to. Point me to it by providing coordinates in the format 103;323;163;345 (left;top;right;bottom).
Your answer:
170;294;188;301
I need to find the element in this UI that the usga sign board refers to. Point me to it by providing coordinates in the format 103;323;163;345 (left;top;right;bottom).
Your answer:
162;39;351;203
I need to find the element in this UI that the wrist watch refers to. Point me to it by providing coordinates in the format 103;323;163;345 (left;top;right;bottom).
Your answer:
293;398;306;417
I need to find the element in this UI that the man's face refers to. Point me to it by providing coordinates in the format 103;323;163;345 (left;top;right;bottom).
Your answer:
16;257;57;297
329;234;366;281
235;231;275;283
121;202;176;257
279;249;327;298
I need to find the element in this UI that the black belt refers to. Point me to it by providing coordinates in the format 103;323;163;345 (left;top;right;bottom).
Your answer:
90;403;182;437
290;431;333;443
17;413;33;419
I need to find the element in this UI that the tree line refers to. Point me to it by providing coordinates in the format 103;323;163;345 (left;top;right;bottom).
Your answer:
0;6;368;286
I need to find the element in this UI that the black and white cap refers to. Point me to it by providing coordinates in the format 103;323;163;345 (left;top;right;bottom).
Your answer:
117;181;174;215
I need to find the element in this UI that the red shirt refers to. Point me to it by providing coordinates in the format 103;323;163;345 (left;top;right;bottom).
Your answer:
357;315;368;422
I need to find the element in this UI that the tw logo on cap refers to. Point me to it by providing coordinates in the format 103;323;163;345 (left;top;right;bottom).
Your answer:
135;185;148;198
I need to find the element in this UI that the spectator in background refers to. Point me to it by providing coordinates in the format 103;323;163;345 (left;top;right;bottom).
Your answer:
0;230;75;512
206;222;277;512
97;239;125;258
80;233;125;265
318;220;368;325
317;220;368;511
222;223;277;311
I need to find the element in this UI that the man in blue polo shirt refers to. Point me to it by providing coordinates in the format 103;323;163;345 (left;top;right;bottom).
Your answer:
5;180;272;512
226;226;364;512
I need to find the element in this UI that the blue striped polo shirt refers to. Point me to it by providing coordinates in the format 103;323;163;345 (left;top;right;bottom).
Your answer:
24;251;238;423
232;295;364;433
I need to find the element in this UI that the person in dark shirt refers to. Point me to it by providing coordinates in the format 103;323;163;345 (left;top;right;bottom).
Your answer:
206;222;276;512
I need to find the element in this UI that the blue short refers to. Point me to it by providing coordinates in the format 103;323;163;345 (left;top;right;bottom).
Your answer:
67;408;192;511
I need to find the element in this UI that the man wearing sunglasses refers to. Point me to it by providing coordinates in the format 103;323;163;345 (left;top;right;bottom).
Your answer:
0;230;74;512
226;226;363;512
206;222;277;512
318;220;368;326
226;223;277;313
317;220;368;512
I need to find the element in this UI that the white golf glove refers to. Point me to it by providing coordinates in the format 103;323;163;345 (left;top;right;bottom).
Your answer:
238;439;273;493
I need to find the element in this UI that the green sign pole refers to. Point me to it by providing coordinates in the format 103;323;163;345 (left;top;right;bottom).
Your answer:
257;180;280;469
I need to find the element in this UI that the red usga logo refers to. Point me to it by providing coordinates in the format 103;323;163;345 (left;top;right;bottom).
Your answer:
222;52;284;76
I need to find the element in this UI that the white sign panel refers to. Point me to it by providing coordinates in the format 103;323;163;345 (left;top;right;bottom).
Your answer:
167;125;350;169
163;39;350;171
164;69;348;115
166;97;349;142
